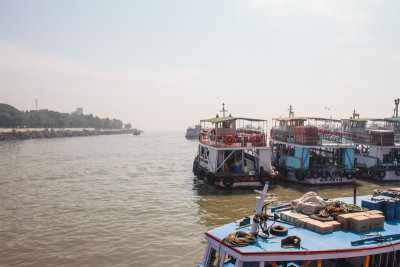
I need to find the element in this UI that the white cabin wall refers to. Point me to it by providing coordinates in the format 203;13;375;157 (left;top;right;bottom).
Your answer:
258;149;272;172
208;149;218;172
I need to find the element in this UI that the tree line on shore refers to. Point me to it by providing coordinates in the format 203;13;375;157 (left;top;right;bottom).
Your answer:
0;103;129;129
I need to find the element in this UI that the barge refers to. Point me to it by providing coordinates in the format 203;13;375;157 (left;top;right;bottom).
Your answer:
198;183;400;267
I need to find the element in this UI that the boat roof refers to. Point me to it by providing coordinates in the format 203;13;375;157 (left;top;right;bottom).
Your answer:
273;117;341;123
346;118;385;122
269;138;355;148
205;195;400;260
201;117;267;123
385;117;400;122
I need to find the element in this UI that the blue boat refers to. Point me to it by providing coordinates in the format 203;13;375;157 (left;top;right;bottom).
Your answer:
270;117;357;185
198;183;400;266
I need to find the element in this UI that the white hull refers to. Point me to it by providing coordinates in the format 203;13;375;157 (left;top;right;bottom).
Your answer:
281;171;354;185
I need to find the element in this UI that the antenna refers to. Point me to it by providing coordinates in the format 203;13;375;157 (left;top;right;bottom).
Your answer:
352;109;359;119
35;98;38;112
220;103;228;118
288;105;294;117
394;98;399;117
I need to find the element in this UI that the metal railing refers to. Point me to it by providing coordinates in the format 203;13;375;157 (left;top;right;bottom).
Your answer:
198;130;266;148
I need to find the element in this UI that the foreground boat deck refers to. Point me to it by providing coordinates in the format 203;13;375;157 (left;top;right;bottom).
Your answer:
205;196;400;260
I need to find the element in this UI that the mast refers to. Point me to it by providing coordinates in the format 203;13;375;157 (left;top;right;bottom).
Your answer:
352;109;359;119
289;105;294;117
220;103;228;118
250;182;271;235
394;98;399;117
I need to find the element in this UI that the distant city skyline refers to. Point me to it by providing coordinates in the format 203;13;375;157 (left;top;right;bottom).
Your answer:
1;1;399;131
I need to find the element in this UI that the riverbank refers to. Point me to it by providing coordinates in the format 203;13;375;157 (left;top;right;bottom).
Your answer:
0;128;136;141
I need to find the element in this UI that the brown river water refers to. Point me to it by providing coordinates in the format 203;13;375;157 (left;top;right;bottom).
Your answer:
1;132;399;266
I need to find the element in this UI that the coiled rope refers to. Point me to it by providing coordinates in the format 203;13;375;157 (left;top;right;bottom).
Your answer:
222;231;256;247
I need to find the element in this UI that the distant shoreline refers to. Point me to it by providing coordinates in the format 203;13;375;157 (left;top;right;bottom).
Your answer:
0;128;135;141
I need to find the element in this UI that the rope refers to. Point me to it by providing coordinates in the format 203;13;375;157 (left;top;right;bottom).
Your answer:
222;231;256;247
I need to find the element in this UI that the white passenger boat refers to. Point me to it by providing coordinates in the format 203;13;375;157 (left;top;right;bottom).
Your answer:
185;124;201;139
198;183;400;267
270;117;357;185
193;104;275;188
328;118;400;181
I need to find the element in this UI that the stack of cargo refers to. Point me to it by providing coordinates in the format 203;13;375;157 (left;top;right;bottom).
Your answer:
362;195;400;220
337;210;385;232
280;209;385;234
280;210;341;234
294;126;318;145
370;130;395;146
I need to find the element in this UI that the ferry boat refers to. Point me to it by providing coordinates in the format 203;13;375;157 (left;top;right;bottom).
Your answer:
198;183;400;267
330;118;400;181
132;128;143;136
270;116;357;185
185;124;201;139
192;104;275;188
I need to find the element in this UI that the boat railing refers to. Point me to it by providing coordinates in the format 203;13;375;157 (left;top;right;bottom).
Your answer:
270;129;324;146
319;129;396;146
198;130;266;148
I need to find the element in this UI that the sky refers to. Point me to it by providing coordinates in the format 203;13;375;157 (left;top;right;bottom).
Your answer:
1;0;399;131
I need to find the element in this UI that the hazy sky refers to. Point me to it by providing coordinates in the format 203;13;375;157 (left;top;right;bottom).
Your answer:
1;1;399;131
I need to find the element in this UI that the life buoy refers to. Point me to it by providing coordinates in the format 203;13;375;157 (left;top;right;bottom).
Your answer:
367;167;375;178
259;175;266;185
269;225;288;236
395;169;400;176
252;135;263;146
305;170;313;179
377;170;386;179
224;135;235;145
197;168;204;179
280;167;288;177
346;171;354;179
295;169;304;181
223;177;234;188
207;173;216;185
320;169;329;179
331;170;338;178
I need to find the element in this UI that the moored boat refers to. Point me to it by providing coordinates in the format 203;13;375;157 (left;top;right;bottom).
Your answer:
330;118;400;181
198;183;400;267
270;116;357;185
185;124;201;139
193;104;276;188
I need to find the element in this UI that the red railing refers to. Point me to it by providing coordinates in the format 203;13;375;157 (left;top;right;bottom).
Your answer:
198;130;266;147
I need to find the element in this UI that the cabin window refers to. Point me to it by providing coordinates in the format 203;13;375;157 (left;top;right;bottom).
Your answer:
205;248;235;267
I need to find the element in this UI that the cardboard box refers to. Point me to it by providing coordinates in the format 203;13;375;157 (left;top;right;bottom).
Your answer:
365;214;385;230
280;211;309;224
298;218;315;230
349;215;370;232
324;220;342;231
368;210;384;215
337;213;354;230
313;221;333;234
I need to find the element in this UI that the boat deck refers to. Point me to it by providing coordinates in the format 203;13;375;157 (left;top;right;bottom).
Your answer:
206;196;400;258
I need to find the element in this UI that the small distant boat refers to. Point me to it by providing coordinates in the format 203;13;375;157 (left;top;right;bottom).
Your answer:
198;183;400;267
185;125;201;139
132;128;143;136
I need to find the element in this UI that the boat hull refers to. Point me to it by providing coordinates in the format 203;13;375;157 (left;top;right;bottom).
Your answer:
279;170;354;185
194;166;274;188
